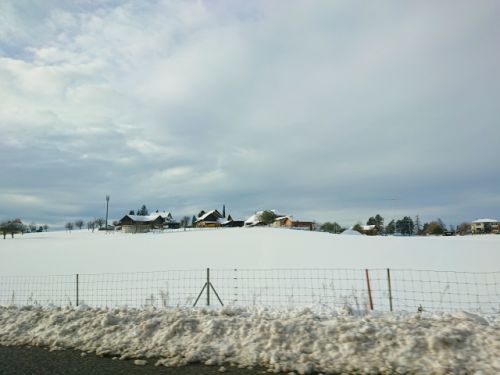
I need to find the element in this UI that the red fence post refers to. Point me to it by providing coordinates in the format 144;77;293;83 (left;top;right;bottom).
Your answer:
365;269;374;310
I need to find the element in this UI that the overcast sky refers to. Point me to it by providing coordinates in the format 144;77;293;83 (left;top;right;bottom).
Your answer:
1;0;499;228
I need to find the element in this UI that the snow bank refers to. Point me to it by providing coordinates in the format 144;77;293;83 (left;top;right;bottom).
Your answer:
0;306;498;374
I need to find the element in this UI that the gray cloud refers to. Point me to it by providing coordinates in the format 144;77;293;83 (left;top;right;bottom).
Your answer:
1;0;499;228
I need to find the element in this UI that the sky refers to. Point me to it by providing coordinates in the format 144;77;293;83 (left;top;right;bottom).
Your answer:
1;0;500;229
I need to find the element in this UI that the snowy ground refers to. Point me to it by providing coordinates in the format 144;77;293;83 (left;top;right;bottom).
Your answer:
1;228;499;274
1;305;499;375
1;229;499;373
0;228;499;312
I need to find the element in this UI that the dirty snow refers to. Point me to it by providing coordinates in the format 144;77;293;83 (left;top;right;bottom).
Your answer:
0;305;499;374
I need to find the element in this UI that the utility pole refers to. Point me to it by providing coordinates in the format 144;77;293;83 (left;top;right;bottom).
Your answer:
105;195;110;232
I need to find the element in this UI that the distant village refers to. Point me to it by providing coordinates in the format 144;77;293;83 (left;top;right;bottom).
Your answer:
116;205;314;233
1;204;499;239
114;208;499;236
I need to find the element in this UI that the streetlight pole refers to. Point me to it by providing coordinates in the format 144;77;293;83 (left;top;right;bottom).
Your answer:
105;195;110;232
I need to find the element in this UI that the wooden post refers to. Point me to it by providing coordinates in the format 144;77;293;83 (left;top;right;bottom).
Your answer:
365;269;373;310
387;268;393;312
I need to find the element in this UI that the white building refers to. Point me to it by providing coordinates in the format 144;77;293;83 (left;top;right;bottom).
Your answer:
470;219;499;234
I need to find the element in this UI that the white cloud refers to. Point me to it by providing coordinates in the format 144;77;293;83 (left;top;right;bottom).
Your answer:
0;0;499;226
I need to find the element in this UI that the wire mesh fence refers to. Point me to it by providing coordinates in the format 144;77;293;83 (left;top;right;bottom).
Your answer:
0;268;498;313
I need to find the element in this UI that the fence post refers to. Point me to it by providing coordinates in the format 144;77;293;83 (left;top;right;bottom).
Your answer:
387;268;393;312
365;269;374;310
76;274;79;307
206;268;210;306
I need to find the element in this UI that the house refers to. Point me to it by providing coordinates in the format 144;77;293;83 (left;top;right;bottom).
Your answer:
221;214;245;228
272;216;293;228
358;224;378;235
245;211;314;231
195;210;224;227
471;219;500;234
292;221;314;231
154;211;180;229
118;214;164;233
118;211;180;233
245;210;285;227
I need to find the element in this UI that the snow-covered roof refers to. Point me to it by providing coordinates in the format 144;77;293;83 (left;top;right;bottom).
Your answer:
245;212;263;226
155;211;173;221
341;227;364;235
195;210;222;222
362;225;376;231
124;214;163;222
245;210;283;226
472;218;498;223
275;216;290;221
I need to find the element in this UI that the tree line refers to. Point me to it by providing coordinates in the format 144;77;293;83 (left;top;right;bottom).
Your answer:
1;219;49;239
320;214;472;236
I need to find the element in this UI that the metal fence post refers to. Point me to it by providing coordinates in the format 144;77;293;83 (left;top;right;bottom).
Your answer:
206;268;210;306
365;269;374;310
76;274;79;307
387;268;393;312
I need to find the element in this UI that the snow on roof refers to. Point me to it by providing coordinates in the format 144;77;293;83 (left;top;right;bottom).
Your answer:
340;227;364;235
245;210;284;226
155;211;174;221
362;225;376;231
275;216;290;221
245;212;263;226
195;210;222;222
472;218;498;223
125;214;162;222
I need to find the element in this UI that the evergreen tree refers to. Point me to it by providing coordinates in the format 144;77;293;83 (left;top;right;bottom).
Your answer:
137;205;149;216
424;221;444;235
191;216;197;226
259;210;277;225
484;222;493;234
367;214;384;234
385;220;396;234
396;216;414;235
320;222;342;233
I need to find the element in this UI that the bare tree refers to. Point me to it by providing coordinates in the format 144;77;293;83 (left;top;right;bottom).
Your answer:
456;222;470;235
87;220;95;232
180;216;190;228
1;219;24;239
74;220;84;230
65;222;74;232
94;218;105;229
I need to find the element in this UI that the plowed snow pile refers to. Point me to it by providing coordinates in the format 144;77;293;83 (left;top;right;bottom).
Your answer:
1;306;498;374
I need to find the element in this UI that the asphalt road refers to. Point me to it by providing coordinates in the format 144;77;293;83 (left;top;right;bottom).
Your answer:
0;346;269;375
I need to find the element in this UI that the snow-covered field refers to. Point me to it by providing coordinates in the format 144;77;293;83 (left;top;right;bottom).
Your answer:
0;228;499;312
1;228;499;274
1;305;499;374
1;229;499;374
